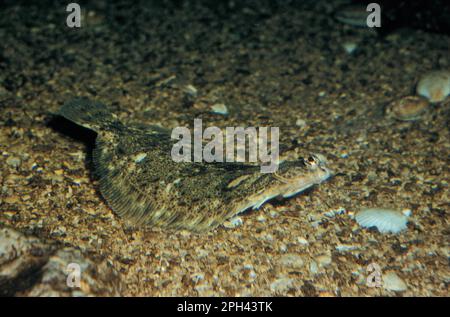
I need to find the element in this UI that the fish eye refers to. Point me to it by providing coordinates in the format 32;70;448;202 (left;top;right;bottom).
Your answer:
303;155;317;167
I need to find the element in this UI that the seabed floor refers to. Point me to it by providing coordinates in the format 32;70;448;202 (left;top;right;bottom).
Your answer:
0;0;448;296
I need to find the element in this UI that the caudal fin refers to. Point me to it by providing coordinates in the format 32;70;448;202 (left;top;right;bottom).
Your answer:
57;97;119;132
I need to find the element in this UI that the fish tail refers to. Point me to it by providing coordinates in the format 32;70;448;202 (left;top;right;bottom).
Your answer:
57;97;120;132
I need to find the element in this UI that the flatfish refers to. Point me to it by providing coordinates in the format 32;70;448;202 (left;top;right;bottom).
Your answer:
56;98;332;232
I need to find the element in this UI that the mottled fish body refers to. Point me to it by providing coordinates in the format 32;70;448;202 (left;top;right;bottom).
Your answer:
57;98;332;232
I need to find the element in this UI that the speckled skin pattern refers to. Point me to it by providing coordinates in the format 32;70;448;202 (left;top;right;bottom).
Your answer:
57;98;332;232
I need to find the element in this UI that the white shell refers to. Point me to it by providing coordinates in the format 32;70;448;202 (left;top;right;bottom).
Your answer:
355;208;409;234
416;70;450;103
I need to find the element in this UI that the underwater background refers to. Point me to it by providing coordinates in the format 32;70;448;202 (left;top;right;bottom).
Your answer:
0;0;448;296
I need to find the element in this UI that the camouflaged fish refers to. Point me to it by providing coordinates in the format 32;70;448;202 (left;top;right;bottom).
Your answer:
57;98;332;232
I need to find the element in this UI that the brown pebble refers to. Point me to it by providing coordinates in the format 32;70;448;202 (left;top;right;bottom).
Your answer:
385;96;429;121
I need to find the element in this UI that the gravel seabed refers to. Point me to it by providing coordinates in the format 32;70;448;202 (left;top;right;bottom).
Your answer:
0;0;448;296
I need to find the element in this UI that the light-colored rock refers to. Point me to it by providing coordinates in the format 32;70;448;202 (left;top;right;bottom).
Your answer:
223;216;243;229
278;254;305;269
0;226;123;296
315;254;332;267
210;103;228;115
270;276;294;293
383;272;407;292
385;96;429;121
6;156;21;168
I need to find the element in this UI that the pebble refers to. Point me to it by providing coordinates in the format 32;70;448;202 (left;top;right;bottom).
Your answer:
223;216;243;229
383;272;407;292
309;261;319;274
324;207;346;218
335;244;359;252
416;70;450;103
386;96;429;121
315;254;332;267
0;227;123;296
6;156;21;168
256;214;266;222
342;41;358;54
191;272;204;283
50;226;67;237
248;270;257;280
183;84;198;97
270;277;294;293
278;254;305;269
297;237;309;245
210;103;228;115
295;118;307;128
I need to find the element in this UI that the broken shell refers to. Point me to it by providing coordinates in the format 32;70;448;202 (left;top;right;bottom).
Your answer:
355;208;409;234
385;96;429;121
416;70;450;103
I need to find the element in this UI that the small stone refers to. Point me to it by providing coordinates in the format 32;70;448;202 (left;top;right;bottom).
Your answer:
183;84;198;97
50;226;67;237
270;277;294;293
309;261;319;274
191;272;204;283
6;156;21;168
295;118;307;128
269;210;279;218
383;272;407;292
210;103;228;115
278;254;305;269
223;216;243;229
342;41;358;54
324;207;346;218
133;152;147;163
315;254;332;267
256;214;266;222
385;96;429;121
335;244;359;252
0;227;123;296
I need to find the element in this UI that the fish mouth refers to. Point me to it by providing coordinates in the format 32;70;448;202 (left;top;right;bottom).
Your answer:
281;166;333;198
